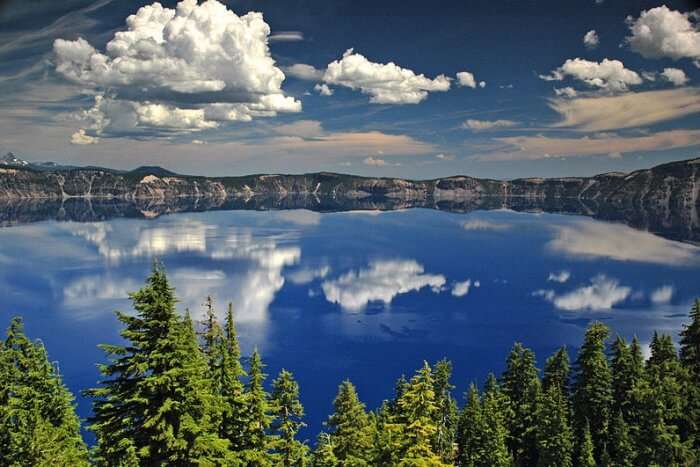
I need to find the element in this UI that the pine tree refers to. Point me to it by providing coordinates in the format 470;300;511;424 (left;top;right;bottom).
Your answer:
239;349;273;465
535;385;573;467
501;342;540;466
573;322;612;463
325;380;372;464
0;318;89;466
680;299;700;378
395;362;447;465
542;346;570;397
219;304;248;453
576;420;596;467
481;382;513;467
456;384;487;467
608;411;634;467
312;432;338;467
432;359;458;464
87;264;230;466
610;336;641;419
271;369;308;466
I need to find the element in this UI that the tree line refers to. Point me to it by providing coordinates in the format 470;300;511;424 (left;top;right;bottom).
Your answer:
1;264;699;466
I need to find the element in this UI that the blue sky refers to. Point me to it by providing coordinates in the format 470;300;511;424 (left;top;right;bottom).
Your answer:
0;0;699;178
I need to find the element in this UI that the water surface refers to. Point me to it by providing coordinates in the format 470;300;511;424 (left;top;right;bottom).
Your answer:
0;206;698;441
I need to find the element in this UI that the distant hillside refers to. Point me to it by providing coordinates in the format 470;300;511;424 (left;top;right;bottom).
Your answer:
0;158;698;217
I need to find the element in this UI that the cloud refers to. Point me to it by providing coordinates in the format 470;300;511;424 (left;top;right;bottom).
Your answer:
70;128;98;145
269;31;304;42
284;63;324;80
287;265;330;285
462;119;517;131
323;49;450;104
462;219;511;231
626;6;700;62
452;280;472;297
661;67;689;86
650;285;674;304
490;128;700;160
321;259;446;311
53;0;301;140
274;120;324;138
547;270;571;283
314;83;333;96
363;156;397;166
547;220;700;265
64;275;140;306
435;153;455;161
534;275;631;311
548;87;700;131
554;87;578;98
539;58;642;92
583;30;599;49
456;71;486;89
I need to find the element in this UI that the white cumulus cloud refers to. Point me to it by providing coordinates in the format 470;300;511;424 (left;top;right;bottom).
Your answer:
583;30;599;49
462;119;517;131
535;275;631;311
650;285;674;304
452;280;472;297
540;58;643;92
661;67;689;86
456;71;485;89
323;49;450;104
314;83;334;96
547;270;571;283
321;259;446;311
284;63;324;81
626;6;700;62
53;0;301;140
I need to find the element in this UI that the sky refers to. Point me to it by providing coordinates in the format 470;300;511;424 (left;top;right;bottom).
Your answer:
0;0;699;179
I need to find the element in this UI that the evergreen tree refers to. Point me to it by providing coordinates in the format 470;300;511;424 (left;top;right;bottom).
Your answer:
219;304;248;453
87;264;230;466
239;349;273;465
0;318;89;466
501;342;540;466
535;385;573;467
576;420;596;467
432;359;458;464
680;299;700;378
542;346;570;397
573;322;612;463
456;382;511;467
610;336;641;419
271;369;308;466
325;380;372;465
395;362;447;465
608;411;634;467
312;432;338;467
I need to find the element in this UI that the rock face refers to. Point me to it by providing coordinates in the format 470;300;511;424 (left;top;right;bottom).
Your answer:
1;158;698;212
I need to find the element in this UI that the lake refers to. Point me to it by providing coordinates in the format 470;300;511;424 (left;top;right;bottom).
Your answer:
0;202;698;442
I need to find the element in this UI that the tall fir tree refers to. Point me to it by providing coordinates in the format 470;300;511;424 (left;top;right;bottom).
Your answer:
395;362;447;466
87;264;230;466
501;342;540;466
680;299;700;378
576;420;596;467
271;369;308;466
535;385;573;467
432;359;458;464
239;349;273;465
456;384;487;467
572;322;612;463
608;411;634;467
0;317;89;466
219;304;249;454
324;380;372;465
542;346;570;397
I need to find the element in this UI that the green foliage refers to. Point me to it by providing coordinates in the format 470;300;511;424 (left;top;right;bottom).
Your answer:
501;342;540;466
324;380;372;465
535;385;573;467
87;264;230;466
576;420;596;467
0;317;89;466
573;321;612;463
432;359;458;464
542;346;570;397
271;369;308;466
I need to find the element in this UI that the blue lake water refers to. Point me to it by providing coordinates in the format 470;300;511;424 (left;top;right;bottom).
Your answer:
0;207;698;442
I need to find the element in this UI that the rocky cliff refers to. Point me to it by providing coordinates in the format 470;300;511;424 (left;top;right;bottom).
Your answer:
1;158;698;212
